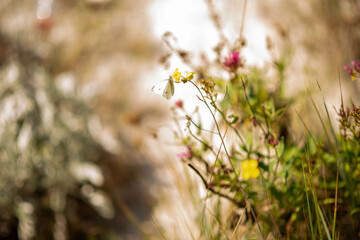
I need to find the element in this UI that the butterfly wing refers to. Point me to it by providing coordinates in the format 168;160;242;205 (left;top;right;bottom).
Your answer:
152;79;174;100
162;79;174;99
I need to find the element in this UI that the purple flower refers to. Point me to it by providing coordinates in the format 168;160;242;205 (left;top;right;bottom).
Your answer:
223;51;244;72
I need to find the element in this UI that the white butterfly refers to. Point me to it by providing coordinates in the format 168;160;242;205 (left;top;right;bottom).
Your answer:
151;78;175;100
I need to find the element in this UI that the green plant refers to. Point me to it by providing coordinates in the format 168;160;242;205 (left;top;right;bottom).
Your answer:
157;22;360;240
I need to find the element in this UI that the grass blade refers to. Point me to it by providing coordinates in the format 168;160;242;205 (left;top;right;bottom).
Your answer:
303;163;315;240
317;204;332;240
206;205;231;240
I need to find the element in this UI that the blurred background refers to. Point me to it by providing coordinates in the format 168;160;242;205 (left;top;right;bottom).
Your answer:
0;0;359;239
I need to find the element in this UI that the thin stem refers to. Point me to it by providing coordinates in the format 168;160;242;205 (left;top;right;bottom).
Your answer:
213;104;247;148
239;76;267;134
260;175;282;238
194;117;229;237
189;117;219;135
205;0;228;45
208;91;247;147
332;166;339;240
200;125;228;233
239;0;248;51
187;163;245;208
188;80;265;240
188;127;216;156
272;148;281;183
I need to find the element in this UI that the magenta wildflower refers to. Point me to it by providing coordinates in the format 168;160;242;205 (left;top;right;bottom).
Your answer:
175;100;183;108
270;139;279;147
177;151;191;159
344;60;360;81
223;51;244;72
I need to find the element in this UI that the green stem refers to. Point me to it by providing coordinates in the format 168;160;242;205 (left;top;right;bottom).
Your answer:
188;80;265;240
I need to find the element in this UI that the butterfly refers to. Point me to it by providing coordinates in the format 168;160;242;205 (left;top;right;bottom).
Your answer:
151;78;175;100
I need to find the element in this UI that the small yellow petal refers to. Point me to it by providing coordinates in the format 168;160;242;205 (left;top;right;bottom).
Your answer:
172;68;181;83
249;159;258;168
185;71;196;81
241;160;249;170
242;170;251;180
250;168;260;178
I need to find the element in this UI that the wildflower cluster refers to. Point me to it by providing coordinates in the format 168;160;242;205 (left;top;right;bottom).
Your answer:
351;104;360;125
241;159;260;180
171;68;196;83
177;150;191;160
200;78;215;94
266;133;279;147
159;27;360;238
337;104;360;140
343;60;360;81
223;51;244;72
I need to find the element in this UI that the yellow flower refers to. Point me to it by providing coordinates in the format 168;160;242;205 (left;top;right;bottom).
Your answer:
185;71;196;81
172;68;181;83
241;159;260;180
351;75;360;81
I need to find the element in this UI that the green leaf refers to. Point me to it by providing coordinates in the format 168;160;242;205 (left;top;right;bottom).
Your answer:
231;156;242;162
244;132;253;149
350;208;360;215
276;138;285;158
258;161;269;171
228;114;239;124
275;106;287;119
265;99;275;119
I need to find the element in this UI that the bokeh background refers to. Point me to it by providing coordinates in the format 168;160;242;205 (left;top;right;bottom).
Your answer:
0;0;359;239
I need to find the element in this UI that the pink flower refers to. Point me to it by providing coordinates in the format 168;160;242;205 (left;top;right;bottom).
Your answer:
175;100;183;108
223;51;244;72
177;151;191;159
270;139;278;147
344;60;360;80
